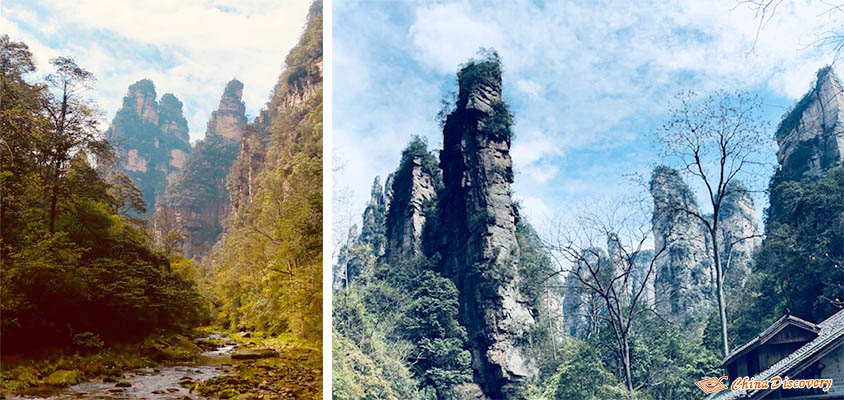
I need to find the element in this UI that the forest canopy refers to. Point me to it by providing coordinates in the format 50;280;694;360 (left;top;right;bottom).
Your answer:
0;35;206;351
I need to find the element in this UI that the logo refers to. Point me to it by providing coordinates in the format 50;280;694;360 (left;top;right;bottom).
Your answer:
695;376;729;394
695;376;834;394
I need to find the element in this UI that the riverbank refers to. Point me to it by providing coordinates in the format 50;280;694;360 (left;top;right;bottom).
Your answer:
194;331;321;399
0;329;321;399
1;331;203;397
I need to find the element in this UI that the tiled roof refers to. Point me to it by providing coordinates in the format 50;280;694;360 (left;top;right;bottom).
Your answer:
708;308;844;400
721;314;820;367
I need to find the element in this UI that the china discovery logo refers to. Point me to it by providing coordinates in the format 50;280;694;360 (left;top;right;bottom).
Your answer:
695;376;834;394
695;376;729;394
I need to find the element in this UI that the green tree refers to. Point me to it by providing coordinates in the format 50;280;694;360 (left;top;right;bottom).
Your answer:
397;270;472;398
0;36;206;351
526;340;628;400
41;56;107;233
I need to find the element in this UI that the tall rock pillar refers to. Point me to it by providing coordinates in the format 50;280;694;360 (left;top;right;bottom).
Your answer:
439;56;535;399
776;66;844;179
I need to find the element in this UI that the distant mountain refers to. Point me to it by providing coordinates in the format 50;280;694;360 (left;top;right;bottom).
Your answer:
104;79;190;215
152;79;246;259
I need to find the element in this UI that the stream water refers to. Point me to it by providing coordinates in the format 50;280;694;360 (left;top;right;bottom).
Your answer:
9;334;240;400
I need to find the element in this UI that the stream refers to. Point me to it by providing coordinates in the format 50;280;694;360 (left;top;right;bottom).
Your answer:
9;334;241;400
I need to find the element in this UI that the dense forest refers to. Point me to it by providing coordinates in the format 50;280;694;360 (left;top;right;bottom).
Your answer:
0;34;207;351
332;52;844;400
207;0;323;344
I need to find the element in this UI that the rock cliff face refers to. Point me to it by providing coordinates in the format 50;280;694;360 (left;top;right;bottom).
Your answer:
205;79;247;140
333;176;388;288
227;120;267;216
438;58;535;399
648;167;761;328
650;166;713;327
561;251;604;338
630;249;656;307
385;139;440;264
720;182;760;290
776;66;844;180
152;79;245;259
357;177;388;278
105;79;190;215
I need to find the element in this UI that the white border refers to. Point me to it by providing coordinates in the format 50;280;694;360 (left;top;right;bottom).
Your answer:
322;0;333;397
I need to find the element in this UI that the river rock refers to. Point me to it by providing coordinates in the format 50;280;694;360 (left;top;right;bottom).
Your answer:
43;369;84;386
231;349;278;360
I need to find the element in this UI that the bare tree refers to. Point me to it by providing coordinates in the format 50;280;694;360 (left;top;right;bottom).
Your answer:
655;90;768;357
738;0;844;62
545;202;668;400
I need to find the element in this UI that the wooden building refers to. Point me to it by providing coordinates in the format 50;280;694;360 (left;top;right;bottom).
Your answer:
709;309;844;399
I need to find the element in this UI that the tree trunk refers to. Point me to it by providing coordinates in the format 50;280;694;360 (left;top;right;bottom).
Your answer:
623;335;635;400
712;229;729;357
48;163;60;233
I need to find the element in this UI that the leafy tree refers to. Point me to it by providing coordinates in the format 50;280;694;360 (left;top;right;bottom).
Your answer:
525;340;628;400
630;313;720;400
41;56;108;233
0;35;48;260
397;270;472;398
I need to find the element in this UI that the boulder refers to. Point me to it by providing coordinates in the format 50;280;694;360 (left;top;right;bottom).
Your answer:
231;349;278;360
43;369;84;387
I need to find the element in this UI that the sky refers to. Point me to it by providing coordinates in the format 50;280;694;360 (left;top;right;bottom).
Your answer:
1;0;312;143
332;0;841;243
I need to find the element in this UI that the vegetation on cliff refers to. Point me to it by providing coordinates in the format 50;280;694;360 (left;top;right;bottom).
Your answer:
334;52;743;400
208;0;323;346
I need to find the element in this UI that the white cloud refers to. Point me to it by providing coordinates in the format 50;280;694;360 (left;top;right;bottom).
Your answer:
2;0;311;142
409;2;504;74
516;195;553;227
512;130;563;165
516;79;543;98
335;0;839;237
519;162;559;185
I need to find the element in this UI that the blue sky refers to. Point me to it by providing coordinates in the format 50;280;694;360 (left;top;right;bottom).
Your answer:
332;0;840;244
1;0;311;143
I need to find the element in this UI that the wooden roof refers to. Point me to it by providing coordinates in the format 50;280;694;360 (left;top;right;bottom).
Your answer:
709;309;844;400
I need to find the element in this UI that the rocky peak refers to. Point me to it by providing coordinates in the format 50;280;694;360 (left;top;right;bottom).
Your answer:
205;78;247;140
124;79;159;124
105;79;191;216
456;55;503;114
649;166;713;327
334;177;387;286
383;173;394;211
358;176;387;260
439;55;535;399
562;249;606;338
152;80;247;259
158;93;189;144
776;66;844;179
385;138;440;264
719;181;760;289
650;166;697;214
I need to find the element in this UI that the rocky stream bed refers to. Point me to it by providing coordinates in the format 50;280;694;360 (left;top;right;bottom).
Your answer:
3;333;320;400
